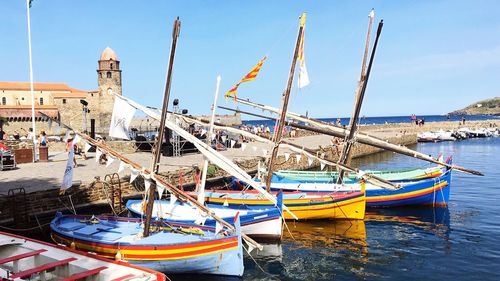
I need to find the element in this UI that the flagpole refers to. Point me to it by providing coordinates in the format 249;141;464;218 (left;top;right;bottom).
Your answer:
198;75;221;204
26;0;37;162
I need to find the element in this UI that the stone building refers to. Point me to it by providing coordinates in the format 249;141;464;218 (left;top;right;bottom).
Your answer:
0;47;122;136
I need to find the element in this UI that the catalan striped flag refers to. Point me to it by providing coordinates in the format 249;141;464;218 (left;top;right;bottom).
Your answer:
225;56;267;101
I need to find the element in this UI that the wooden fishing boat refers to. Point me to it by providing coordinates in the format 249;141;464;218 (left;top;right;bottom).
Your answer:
126;196;283;241
233;167;451;207
197;190;366;220
0;231;166;281
50;213;244;276
273;163;446;183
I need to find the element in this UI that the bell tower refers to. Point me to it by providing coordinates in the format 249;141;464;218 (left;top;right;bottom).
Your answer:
97;47;122;97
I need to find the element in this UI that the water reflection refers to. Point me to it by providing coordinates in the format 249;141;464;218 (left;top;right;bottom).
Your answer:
366;207;450;240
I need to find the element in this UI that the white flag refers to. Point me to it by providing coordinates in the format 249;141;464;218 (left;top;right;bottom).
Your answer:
296;154;302;163
118;161;127;174
106;155;115;167
109;97;136;140
284;153;290;161
200;129;207;136
84;141;92;153
241;143;247;151
61;141;75;190
95;149;102;163
169;194;177;208
144;178;151;193
221;135;227;143
73;134;81;144
130;168;139;183
157;182;166;199
307;157;313;166
298;14;310;89
215;221;222;235
320;162;326;170
230;140;236;148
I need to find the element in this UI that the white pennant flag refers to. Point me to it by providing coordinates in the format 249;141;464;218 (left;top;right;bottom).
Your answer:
211;134;216;141
60;141;75;190
106;155;115;167
284;153;290;161
215;221;222;235
73;134;81;144
157;182;166;199
320;162;326;170
130;168;139;183
200;129;207;136
118;161;127;174
144;178;151;194
296;154;302;163
298;13;310;89
84;141;92;153
307;157;313;166
230;140;236;148
169;194;177;208
95;149;102;163
109;97;136;140
221;135;227;143
241;143;247;151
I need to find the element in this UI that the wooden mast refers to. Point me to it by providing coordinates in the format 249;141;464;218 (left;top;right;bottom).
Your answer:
265;13;306;192
337;13;381;183
144;17;181;237
218;105;483;176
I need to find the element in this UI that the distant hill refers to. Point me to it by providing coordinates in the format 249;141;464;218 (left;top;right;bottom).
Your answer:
449;97;500;116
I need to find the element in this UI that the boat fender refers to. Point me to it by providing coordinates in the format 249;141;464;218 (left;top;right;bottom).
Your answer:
70;241;76;250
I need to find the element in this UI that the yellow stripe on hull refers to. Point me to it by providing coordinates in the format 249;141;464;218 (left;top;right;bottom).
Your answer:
51;233;238;260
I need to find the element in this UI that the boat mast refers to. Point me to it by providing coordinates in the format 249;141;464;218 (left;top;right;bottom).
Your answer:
144;17;181;237
337;10;378;183
265;13;306;192
198;75;222;204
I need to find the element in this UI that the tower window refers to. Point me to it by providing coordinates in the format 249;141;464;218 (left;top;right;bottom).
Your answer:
1;97;6;105
62;99;67;104
39;97;44;105
99;72;102;78
110;63;114;69
107;72;112;78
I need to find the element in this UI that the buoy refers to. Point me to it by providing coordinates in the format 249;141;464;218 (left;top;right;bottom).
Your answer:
70;241;76;250
115;250;122;261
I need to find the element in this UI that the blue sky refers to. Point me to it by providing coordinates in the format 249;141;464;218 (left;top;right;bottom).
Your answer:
1;1;499;118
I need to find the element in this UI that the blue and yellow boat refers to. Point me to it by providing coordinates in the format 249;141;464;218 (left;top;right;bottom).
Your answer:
50;213;244;276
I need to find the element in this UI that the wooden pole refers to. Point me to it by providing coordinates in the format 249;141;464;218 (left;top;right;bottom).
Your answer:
265;13;306;192
218;105;483;176
337;17;382;183
144;17;181;238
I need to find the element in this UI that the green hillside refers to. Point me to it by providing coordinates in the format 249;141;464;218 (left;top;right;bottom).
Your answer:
449;97;500;116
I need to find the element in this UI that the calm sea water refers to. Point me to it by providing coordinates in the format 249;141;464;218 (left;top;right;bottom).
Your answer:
243;114;499;129
172;137;499;280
